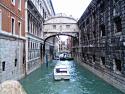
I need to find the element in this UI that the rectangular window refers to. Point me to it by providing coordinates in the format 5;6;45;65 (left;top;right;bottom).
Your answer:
100;24;105;36
18;21;21;36
2;61;5;71
28;14;30;32
93;31;96;38
44;12;46;19
87;33;90;40
115;59;122;72
15;59;17;67
53;25;56;29
82;22;85;28
11;0;16;5
114;16;122;33
101;57;105;65
100;2;105;13
86;18;89;25
93;55;96;62
43;9;47;19
31;42;33;49
18;0;21;10
11;17;15;34
28;41;30;49
66;25;70;29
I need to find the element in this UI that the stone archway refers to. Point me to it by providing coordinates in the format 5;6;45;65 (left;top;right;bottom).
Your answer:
43;33;78;57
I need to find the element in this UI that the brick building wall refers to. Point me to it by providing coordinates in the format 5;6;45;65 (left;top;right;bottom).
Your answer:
0;0;25;36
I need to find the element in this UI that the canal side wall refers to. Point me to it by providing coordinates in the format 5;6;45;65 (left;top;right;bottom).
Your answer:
76;0;125;93
0;35;26;83
26;62;41;75
75;58;125;93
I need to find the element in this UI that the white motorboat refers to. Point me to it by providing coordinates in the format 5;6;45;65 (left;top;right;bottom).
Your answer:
53;64;70;80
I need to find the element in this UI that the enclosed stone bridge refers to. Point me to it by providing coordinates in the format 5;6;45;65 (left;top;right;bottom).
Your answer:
43;13;79;39
43;14;80;58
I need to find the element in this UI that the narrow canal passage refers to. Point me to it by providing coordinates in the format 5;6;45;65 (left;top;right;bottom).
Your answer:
20;60;124;94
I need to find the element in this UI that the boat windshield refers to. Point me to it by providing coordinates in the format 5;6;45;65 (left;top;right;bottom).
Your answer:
56;68;67;73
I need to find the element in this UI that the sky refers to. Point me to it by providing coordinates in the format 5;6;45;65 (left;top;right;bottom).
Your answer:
52;0;92;41
52;0;92;19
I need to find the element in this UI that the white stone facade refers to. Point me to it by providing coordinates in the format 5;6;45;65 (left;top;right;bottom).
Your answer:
0;35;25;83
25;0;55;74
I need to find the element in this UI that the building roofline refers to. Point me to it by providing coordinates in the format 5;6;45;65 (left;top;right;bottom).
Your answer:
78;0;95;22
50;0;55;15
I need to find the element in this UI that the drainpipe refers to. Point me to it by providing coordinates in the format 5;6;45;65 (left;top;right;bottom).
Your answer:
0;9;1;31
25;0;28;75
0;9;2;83
0;57;1;83
23;42;27;76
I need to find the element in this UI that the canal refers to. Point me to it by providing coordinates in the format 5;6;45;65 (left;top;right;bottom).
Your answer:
20;60;124;94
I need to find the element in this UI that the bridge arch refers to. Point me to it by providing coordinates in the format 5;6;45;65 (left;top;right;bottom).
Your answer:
43;33;78;57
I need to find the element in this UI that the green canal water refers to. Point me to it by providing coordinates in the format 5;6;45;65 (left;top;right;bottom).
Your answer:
20;60;124;94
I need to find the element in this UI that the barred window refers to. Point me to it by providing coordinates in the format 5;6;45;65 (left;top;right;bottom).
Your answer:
53;25;56;29
66;25;70;29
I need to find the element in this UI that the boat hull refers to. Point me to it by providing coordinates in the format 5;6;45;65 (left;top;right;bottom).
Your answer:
54;74;70;80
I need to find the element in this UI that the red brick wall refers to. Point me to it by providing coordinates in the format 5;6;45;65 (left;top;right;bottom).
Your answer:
0;0;25;37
